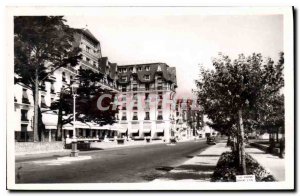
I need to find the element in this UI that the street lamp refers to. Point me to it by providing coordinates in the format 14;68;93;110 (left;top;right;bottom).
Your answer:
70;83;79;157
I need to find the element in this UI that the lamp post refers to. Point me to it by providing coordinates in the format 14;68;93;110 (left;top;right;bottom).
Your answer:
70;83;79;157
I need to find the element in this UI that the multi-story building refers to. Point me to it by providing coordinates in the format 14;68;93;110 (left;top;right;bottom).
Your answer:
174;99;200;140
116;63;177;142
14;28;119;142
14;28;180;143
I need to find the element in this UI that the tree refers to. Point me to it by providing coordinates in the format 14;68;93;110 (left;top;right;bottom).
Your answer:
14;16;81;141
195;53;284;174
50;68;119;141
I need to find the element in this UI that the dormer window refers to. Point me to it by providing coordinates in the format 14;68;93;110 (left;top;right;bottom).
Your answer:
144;75;150;80
121;76;127;82
157;65;162;72
145;66;150;71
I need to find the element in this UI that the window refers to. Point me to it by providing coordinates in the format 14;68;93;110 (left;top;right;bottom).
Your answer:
145;66;150;71
50;82;55;93
144;75;150;80
145;83;150;91
86;45;90;52
121;112;127;120
22;88;29;104
62;72;66;82
137;67;142;71
132;83;137;91
20;124;28;142
157;111;163;120
133;93;138;101
145;112;150;120
132;112;138;120
122;85;127;92
121;76;127;82
145;93;149;100
41;95;47;108
21;110;28;121
41;81;46;91
50;98;54;106
86;57;90;62
70;76;73;85
129;67;133;72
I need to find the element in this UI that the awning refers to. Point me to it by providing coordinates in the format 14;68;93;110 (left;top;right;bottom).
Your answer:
155;128;164;133
118;128;127;133
63;121;90;129
63;123;73;130
85;122;106;130
130;129;139;133
143;129;151;133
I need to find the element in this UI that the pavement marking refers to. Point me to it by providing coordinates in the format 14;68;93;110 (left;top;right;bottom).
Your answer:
32;156;92;166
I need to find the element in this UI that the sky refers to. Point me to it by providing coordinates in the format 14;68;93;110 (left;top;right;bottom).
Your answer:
65;14;283;98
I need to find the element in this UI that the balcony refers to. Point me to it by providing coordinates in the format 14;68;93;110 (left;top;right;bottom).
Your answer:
22;98;30;104
81;60;99;72
64;65;78;74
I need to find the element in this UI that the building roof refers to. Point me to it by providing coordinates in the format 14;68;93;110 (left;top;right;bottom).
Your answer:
117;63;177;84
76;28;100;44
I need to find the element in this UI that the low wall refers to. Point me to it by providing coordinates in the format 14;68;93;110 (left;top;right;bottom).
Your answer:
249;142;280;156
15;141;65;155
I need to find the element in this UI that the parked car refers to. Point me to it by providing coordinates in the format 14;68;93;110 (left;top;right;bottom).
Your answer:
207;136;216;145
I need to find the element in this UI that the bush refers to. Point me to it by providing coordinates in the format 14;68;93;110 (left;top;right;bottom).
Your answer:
211;152;275;182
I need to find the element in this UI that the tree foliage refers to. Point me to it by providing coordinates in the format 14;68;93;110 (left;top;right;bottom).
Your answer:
14;16;81;141
194;52;284;173
195;53;284;136
50;68;119;140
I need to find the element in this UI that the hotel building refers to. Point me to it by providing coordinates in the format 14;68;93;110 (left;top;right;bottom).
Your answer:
116;63;177;142
14;28;119;142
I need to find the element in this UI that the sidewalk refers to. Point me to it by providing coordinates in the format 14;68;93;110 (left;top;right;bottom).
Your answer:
152;142;230;182
245;145;285;181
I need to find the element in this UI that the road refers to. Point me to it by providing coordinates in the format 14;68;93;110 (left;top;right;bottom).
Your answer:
16;140;210;183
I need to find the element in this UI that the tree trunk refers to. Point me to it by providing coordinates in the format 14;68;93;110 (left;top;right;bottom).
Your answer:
56;91;63;141
238;109;247;175
33;69;40;142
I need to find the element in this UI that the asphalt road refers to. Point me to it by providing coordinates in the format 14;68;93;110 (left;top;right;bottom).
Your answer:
16;140;210;183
